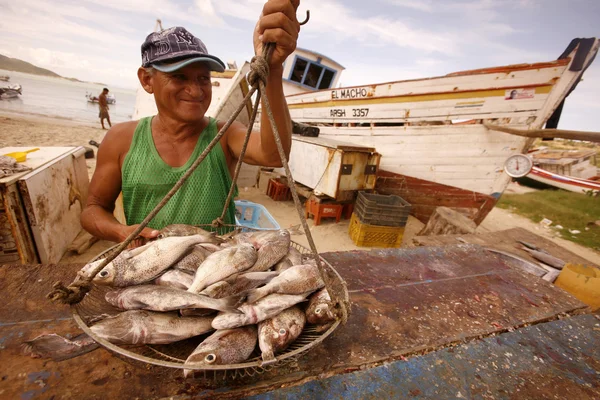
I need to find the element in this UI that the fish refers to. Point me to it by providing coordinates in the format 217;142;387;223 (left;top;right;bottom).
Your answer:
22;333;99;361
179;308;217;317
187;244;258;294
158;224;224;244
258;306;306;363
245;264;325;303
246;230;291;272
273;258;293;272
80;235;208;287
212;293;308;330
89;310;214;345
198;243;223;253
305;288;337;329
154;269;195;290
172;246;211;273
183;326;257;378
104;285;240;313
274;247;303;272
200;271;279;299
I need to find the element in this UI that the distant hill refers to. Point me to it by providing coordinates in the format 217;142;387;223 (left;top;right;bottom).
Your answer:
0;54;61;78
0;54;104;85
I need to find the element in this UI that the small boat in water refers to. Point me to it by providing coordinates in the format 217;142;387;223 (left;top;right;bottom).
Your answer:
0;75;9;82
86;92;116;104
0;84;22;99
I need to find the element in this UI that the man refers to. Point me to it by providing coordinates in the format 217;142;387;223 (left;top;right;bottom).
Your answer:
81;0;299;245
98;88;112;129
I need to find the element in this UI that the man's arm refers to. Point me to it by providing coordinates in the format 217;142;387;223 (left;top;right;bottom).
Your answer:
225;0;299;168
81;121;158;242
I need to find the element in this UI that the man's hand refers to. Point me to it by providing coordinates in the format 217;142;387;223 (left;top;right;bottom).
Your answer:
254;0;300;68
119;224;160;249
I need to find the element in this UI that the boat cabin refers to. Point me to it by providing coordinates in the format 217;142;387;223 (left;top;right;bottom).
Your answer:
282;48;344;95
531;149;598;179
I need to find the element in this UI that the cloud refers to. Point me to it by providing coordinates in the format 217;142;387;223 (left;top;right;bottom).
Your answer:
81;0;228;28
383;0;435;12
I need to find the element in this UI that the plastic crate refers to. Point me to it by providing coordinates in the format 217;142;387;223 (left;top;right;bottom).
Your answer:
354;192;411;227
235;200;280;231
348;213;404;248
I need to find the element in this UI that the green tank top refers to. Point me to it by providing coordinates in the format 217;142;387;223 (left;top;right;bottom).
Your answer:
122;116;237;230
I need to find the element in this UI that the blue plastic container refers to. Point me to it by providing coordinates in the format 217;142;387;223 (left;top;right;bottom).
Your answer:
234;200;280;231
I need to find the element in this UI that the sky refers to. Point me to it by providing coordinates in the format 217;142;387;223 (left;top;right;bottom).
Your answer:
0;0;599;131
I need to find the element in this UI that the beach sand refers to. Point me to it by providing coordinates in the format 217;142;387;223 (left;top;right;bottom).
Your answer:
2;112;598;266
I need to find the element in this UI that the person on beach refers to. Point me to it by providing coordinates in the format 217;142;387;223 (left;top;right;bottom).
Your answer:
81;0;299;246
98;88;112;129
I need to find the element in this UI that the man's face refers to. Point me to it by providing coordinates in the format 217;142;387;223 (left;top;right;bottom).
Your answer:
151;63;213;123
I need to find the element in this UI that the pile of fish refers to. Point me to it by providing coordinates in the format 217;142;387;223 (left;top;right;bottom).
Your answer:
73;224;337;376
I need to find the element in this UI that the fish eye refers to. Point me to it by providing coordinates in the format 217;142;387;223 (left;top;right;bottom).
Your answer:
205;354;216;364
315;308;321;314
99;270;109;278
278;328;287;335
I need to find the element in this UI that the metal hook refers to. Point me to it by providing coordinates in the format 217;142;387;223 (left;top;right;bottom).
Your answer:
299;10;310;26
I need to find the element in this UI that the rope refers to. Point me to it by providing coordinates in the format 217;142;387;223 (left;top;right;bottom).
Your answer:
253;51;349;323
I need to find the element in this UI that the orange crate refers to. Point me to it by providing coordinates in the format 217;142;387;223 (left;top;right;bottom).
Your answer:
267;178;291;201
305;198;343;226
348;213;404;248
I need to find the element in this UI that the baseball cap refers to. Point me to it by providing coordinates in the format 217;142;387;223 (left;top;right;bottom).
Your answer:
141;27;226;73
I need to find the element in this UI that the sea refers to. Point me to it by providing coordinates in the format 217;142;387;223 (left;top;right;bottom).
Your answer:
0;69;137;126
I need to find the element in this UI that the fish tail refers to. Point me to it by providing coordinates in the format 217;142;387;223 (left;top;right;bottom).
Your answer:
261;349;276;364
245;287;269;304
217;294;245;313
212;313;249;330
286;224;304;236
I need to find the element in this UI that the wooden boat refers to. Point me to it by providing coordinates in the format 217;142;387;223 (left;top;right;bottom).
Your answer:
0;84;22;99
0;75;9;82
284;38;600;224
526;166;600;194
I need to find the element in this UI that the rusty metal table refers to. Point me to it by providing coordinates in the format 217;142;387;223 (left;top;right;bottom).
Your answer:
0;244;594;399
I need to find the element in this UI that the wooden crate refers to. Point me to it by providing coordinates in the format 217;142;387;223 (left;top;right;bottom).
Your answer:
0;147;89;264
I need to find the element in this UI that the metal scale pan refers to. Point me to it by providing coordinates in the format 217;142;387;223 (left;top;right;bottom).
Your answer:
71;225;348;382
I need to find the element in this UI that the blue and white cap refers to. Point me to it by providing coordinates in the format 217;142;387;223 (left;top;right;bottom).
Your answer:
141;26;226;73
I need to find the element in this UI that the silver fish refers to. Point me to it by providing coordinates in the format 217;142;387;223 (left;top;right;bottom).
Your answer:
22;333;99;361
158;224;224;244
247;230;291;272
154;269;195;290
274;247;304;272
258;306;306;363
81;235;207;287
172;246;211;273
89;310;213;345
105;285;240;313
179;308;217;317
212;293;308;330
188;244;258;294
200;271;279;299
305;288;337;328
246;264;325;303
183;326;257;378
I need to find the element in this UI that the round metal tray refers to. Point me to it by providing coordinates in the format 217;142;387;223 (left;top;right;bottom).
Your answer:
71;228;347;380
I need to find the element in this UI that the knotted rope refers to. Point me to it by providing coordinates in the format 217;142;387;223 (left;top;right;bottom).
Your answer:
48;8;349;325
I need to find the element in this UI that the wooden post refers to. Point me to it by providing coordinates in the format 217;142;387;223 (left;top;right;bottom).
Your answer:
417;206;477;236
